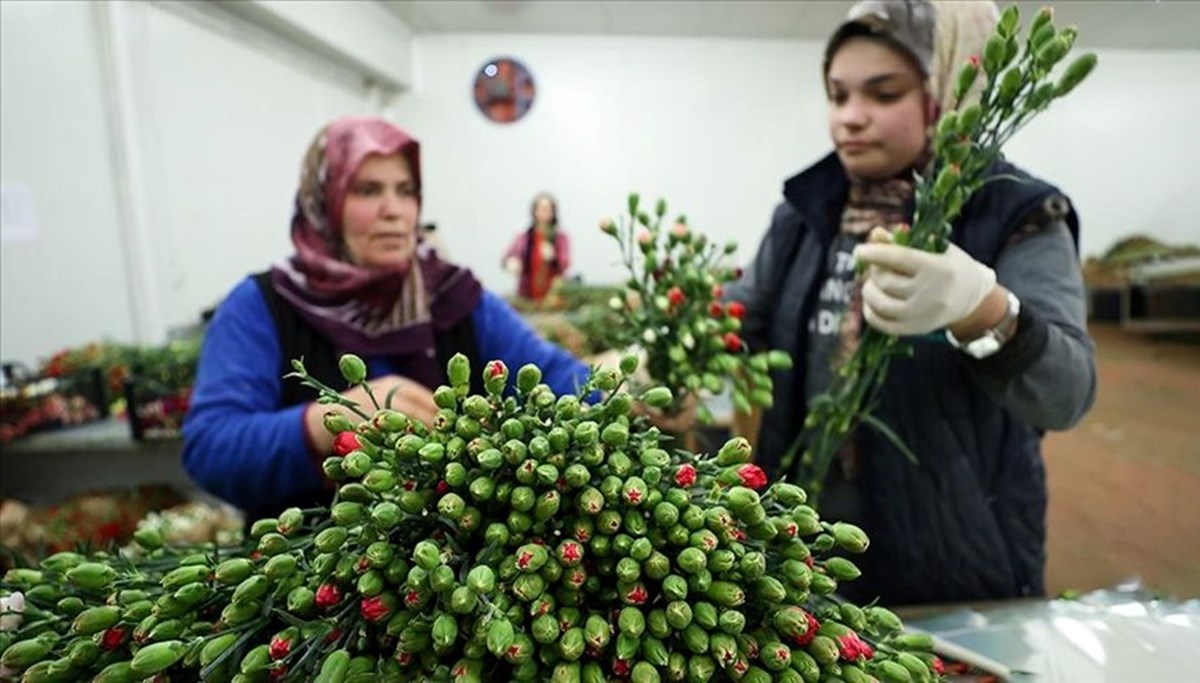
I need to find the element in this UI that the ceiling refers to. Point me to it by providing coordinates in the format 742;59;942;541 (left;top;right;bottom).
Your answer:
382;1;1200;51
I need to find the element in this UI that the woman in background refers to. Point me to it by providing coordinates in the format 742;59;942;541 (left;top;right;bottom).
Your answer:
183;117;589;521
503;192;571;302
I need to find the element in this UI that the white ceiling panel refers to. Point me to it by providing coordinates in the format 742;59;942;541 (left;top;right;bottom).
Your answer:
382;1;1200;51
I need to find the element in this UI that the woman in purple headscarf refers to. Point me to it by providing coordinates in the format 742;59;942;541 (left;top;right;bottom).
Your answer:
182;117;590;520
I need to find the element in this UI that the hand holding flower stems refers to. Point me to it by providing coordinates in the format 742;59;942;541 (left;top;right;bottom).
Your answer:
784;5;1098;502
600;193;792;424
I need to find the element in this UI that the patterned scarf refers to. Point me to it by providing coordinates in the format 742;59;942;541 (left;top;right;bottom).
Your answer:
270;117;481;386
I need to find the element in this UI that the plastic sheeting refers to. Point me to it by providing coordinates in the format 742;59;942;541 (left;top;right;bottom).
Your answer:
905;580;1200;681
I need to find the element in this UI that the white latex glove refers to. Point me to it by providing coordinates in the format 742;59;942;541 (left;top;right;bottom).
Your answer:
0;591;24;632
854;241;996;336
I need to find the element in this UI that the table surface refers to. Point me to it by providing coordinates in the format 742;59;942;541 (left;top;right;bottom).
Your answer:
0;418;200;505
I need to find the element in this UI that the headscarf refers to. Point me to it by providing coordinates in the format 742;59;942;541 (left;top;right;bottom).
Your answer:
825;0;1000;117
930;1;1001;114
270;116;481;386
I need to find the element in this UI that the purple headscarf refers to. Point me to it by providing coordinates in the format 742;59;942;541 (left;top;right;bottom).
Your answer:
270;116;481;388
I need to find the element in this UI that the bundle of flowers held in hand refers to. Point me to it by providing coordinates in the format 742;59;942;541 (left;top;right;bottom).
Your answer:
1;353;945;682
600;193;792;424
785;5;1099;500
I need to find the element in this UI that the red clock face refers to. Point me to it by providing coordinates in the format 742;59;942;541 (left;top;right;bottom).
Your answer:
473;58;536;124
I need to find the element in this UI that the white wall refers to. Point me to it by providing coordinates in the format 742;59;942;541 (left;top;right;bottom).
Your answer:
0;1;135;366
0;0;414;366
3;10;1198;366
392;34;829;293
395;34;1200;296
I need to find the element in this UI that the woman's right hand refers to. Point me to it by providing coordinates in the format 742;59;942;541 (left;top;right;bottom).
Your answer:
304;374;438;455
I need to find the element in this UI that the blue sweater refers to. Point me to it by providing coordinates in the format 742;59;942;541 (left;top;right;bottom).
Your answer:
182;278;590;511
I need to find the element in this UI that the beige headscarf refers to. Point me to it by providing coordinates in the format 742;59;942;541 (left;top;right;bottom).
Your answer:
929;1;1000;114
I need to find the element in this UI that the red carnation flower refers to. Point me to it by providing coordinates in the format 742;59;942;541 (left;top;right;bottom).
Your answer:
332;431;361;457
737;463;768;489
612;659;631;677
360;596;391;623
314;583;341;609
675;464;697;488
667;286;685;306
101;626;128;651
269;634;292;660
793;612;820;647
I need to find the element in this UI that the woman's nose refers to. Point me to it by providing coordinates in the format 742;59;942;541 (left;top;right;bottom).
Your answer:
838;96;868;128
381;190;404;217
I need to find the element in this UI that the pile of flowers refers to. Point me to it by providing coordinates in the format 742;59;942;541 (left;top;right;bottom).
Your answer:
600;194;791;423
2;354;942;682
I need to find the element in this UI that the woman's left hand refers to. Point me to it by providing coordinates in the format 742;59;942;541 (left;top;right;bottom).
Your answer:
854;235;997;336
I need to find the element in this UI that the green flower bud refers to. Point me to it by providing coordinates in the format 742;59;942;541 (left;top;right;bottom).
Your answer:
706;581;746;608
161;564;209;591
265;553;298;580
469;476;496;501
210;557;251;585
832;521;870;553
677;547;707;574
584;614;611;650
890;632;935;651
896;651;933;680
810;571;838;596
466;565;496;594
514;363;542;394
1056;52;1098;97
682;623;710;654
232;575;270;604
287;586;315;615
616;606;645;636
413;540;441;570
932;163;961;199
688;654;716;681
716;436;752;465
983;34;1006;73
998;66;1022;108
362;467;396;493
130;640;186;677
824;556;862;581
461;395;490;421
65;562;116;591
331;501;364;526
641;386;673;410
621;476;648;506
869;606;904;636
70;605;120;636
484;614;513;657
447;353;471;388
558;627;585;661
1036;35;1070;69
338;354;367;384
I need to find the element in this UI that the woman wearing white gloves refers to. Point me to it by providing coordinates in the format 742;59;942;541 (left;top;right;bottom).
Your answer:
726;0;1096;605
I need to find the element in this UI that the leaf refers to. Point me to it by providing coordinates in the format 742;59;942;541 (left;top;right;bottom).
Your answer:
859;413;919;466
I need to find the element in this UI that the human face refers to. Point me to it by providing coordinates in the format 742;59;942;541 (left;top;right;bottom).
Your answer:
340;153;420;270
533;197;555;228
826;36;932;181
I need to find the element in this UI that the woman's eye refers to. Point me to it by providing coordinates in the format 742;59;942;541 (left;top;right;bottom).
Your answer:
353;184;381;196
828;91;848;105
397;185;418;198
